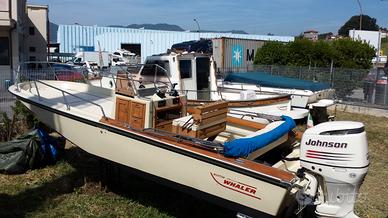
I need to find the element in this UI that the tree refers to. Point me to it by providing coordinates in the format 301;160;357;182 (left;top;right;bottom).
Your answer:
254;41;289;65
287;39;314;66
331;38;375;69
311;40;335;67
338;15;379;36
254;38;375;69
253;39;376;98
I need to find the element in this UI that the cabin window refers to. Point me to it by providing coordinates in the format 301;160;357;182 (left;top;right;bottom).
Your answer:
0;37;10;65
179;60;192;79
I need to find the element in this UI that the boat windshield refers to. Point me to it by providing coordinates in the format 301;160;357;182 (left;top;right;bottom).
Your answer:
113;61;174;98
141;60;170;77
137;60;172;86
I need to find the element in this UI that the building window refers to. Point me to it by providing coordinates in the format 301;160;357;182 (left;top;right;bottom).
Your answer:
29;26;35;35
0;37;10;65
179;60;192;79
29;47;36;52
29;56;36;61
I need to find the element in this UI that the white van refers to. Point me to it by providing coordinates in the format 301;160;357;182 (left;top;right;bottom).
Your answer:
70;51;110;68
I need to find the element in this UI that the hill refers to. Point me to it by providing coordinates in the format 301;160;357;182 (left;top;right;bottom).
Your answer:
109;23;184;31
108;23;247;34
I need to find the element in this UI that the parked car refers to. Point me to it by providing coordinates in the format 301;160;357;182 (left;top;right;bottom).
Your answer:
51;63;85;82
19;62;85;82
364;68;387;84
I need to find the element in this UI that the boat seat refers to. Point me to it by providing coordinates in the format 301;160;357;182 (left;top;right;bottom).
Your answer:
242;121;288;160
115;72;135;97
173;101;228;139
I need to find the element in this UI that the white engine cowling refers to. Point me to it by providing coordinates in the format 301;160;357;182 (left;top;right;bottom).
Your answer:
300;121;369;218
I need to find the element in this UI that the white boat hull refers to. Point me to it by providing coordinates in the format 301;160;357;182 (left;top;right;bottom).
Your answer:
18;97;292;217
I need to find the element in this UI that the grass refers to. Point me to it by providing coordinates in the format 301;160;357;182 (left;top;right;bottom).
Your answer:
0;111;387;217
334;111;388;218
0;144;234;218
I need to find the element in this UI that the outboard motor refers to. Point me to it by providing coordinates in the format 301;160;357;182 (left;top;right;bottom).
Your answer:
300;121;369;218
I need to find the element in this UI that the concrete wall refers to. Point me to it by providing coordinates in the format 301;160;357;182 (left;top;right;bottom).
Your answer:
26;4;48;61
0;0;20;116
0;0;10;26
0;0;26;77
0;0;47;100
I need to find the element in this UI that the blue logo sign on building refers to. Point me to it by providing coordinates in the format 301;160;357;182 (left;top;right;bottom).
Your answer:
232;44;244;67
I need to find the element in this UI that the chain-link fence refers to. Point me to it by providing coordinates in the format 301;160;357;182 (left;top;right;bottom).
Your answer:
226;64;387;109
0;67;14;116
2;62;388;117
0;63;142;116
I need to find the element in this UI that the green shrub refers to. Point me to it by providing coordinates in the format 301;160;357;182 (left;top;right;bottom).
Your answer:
0;100;38;141
254;38;375;70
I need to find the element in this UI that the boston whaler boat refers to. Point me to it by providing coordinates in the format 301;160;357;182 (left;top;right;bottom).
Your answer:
9;65;369;217
90;53;311;123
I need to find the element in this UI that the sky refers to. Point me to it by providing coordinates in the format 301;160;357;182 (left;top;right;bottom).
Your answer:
29;0;388;36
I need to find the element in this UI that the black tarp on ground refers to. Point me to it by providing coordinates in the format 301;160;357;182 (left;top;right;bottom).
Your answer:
0;129;64;174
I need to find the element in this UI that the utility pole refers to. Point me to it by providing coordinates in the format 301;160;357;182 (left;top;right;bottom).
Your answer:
193;18;201;40
356;0;363;30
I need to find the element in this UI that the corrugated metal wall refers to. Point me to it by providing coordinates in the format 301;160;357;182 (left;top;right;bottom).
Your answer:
58;25;294;63
213;38;266;73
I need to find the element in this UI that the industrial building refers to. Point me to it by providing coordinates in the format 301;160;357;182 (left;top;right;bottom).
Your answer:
57;25;294;63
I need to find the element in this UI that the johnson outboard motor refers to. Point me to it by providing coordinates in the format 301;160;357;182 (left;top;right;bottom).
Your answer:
299;121;369;218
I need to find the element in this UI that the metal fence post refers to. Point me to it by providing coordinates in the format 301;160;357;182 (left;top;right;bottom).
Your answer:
330;60;334;88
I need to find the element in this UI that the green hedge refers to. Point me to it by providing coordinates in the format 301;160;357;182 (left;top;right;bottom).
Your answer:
254;38;376;70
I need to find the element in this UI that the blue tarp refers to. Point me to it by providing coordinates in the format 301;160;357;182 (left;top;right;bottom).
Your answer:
223;116;296;157
224;72;330;92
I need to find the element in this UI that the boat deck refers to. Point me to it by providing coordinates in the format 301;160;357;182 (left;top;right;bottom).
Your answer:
100;116;296;183
21;81;115;120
